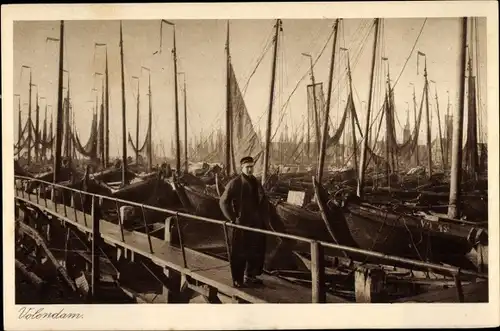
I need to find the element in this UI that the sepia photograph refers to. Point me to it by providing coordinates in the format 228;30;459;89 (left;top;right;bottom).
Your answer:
2;2;499;330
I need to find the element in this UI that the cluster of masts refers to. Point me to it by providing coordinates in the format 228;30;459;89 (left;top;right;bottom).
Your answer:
15;18;484;219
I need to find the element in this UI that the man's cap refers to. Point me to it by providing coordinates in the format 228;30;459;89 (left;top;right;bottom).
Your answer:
240;156;254;165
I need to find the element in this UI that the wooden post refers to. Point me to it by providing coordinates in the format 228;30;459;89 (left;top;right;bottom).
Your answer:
354;266;385;303
453;274;465;302
310;241;325;303
91;195;100;301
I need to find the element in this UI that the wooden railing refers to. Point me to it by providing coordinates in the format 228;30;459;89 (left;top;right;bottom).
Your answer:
14;175;487;303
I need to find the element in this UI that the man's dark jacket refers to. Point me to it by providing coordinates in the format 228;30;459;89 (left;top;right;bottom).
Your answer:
219;174;269;227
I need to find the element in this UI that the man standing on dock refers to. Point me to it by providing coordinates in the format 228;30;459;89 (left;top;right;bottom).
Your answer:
219;156;268;288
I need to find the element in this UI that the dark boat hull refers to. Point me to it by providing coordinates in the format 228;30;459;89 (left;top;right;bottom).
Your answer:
343;203;472;259
310;180;484;269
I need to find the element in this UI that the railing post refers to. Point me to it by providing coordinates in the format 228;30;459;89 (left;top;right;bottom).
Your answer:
90;195;101;302
310;240;325;303
222;222;232;263
52;185;57;213
115;200;125;242
454;272;465;302
62;188;68;217
175;214;187;268
141;205;154;254
44;185;48;207
80;193;87;227
71;191;78;222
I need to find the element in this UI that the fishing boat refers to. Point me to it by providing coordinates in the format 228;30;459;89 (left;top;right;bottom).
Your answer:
313;178;481;268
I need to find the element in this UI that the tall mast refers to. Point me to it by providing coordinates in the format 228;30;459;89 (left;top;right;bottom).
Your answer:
160;20;181;173
119;21;128;186
53;20;64;183
304;56;320;159
342;47;358;178
100;74;105;167
410;83;419;165
15;95;21;150
448;17;468;219
43;102;47;162
105;47;110;167
422;54;433;178
27;68;32;165
134;76;140;164
465;55;479;176
445;90;451;168
182;73;188;173
384;59;391;178
225;21;232;176
34;88;40;163
72;104;76;161
173;25;181;173
142;66;153;172
318;19;339;182
432;83;446;169
262;19;281;186
65;73;72;161
357;18;380;198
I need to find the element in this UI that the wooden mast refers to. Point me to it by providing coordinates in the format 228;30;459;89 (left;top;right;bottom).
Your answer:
119;21;128;186
65;73;72;162
318;19;339;182
134;76;140;164
100;75;105;167
27;68;32;165
445;90;451;169
225;21;232;176
15;95;21;151
105;47;110;167
53;20;64;183
262;19;281;186
42;101;47;162
411;83;419;165
357;18;380;198
383;59;391;179
448;17;468;219
341;48;359;178
142;66;153;172
34;88;40;163
160;20;181;173
433;83;446;169
423;54;433;179
182;74;188;173
465;55;479;176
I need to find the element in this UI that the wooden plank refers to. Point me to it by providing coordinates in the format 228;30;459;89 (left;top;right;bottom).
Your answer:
16;193;347;303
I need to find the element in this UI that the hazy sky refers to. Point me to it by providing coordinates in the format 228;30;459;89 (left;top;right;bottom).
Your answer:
13;18;487;158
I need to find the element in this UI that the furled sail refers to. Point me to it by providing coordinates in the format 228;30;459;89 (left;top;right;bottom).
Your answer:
72;110;98;158
228;61;264;174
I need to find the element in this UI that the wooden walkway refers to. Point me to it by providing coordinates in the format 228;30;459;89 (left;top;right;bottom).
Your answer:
16;192;347;303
